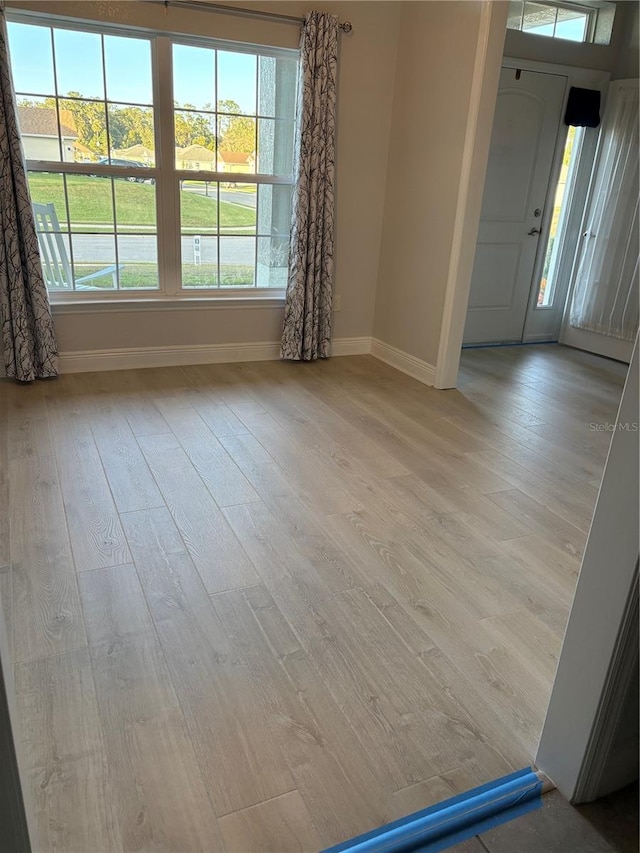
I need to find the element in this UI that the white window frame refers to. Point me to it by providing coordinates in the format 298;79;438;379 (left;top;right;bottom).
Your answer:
7;11;299;305
508;1;605;43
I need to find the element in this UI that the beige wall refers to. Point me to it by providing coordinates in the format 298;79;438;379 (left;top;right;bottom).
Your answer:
51;302;285;351
373;1;494;367
10;0;400;352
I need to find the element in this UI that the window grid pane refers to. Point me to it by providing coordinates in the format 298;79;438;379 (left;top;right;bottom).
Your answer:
174;42;296;290
10;19;298;296
9;20;159;293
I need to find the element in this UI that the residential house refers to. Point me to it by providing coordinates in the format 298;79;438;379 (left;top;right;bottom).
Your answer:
218;149;256;173
175;143;216;170
112;143;155;165
17;105;77;161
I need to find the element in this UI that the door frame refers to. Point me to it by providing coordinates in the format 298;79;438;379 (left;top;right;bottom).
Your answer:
436;55;609;388
536;338;638;802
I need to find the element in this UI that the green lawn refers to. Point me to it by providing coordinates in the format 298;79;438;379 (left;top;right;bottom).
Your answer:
28;173;255;232
73;263;256;289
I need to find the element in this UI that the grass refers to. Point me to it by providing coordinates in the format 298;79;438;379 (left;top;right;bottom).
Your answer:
29;173;256;232
73;263;256;289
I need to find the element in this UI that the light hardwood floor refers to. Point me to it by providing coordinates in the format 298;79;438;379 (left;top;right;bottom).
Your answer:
0;344;628;852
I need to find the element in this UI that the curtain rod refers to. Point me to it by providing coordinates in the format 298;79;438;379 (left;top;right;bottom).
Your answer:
154;1;353;32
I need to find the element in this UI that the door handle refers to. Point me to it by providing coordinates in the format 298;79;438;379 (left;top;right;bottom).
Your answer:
528;227;541;236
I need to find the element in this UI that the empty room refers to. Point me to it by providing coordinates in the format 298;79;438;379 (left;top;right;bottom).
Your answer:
0;1;638;852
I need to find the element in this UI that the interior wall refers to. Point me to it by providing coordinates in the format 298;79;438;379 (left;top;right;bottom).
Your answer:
8;0;401;353
373;1;504;368
612;0;639;79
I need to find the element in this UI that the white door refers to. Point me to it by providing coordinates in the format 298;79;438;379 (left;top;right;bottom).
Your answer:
464;68;567;344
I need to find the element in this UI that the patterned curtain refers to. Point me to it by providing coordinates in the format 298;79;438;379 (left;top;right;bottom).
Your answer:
0;1;57;381
281;11;338;361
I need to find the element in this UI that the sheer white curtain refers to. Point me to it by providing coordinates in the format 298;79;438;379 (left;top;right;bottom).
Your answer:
569;81;639;342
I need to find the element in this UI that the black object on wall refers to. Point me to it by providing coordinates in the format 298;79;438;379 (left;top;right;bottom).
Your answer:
564;87;601;127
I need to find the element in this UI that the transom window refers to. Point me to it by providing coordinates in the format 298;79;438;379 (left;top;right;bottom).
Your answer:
7;16;299;297
507;1;616;45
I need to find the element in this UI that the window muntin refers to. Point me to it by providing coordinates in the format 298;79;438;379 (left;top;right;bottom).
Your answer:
172;42;297;290
7;16;298;297
30;171;160;291
9;19;158;293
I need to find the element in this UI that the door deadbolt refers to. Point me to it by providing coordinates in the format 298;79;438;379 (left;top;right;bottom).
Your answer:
534;208;542;217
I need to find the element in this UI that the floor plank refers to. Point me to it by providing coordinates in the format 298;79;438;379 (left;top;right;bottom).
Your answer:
120;506;294;817
90;630;224;851
151;399;260;507
77;557;223;851
9;455;86;663
216;586;392;844
78;376;165;514
47;407;132;572
4;345;626;853
137;432;258;592
15;648;121;853
218;791;322;853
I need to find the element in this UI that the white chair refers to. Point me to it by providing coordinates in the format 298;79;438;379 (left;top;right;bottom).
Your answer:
32;201;121;290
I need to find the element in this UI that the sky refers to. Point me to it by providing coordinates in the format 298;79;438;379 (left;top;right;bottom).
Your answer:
7;21;258;113
522;12;587;41
526;18;586;40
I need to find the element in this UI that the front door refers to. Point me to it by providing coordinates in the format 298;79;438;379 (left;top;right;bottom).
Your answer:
464;68;567;345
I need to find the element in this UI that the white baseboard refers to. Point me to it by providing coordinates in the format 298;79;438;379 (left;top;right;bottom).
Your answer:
370;338;436;386
58;336;372;374
331;336;372;357
9;336;434;381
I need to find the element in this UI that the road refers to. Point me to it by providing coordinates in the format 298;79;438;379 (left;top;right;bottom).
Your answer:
71;234;257;265
180;184;257;208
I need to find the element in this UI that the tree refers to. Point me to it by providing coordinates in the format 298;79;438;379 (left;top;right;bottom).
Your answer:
220;115;255;153
114;106;155;150
17;94;252;158
216;99;241;140
174;111;216;150
53;93;111;153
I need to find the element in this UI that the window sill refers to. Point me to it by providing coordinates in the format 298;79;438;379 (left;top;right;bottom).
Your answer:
50;293;286;315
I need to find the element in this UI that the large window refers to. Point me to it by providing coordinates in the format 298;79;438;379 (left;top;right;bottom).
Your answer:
7;16;299;297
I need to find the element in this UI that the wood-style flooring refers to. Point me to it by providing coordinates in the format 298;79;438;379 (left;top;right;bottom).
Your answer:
0;344;628;852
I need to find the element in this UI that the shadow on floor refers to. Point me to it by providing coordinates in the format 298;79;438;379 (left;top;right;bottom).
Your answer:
451;783;638;853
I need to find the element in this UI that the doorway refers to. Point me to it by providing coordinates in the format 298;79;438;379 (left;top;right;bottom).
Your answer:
463;62;607;348
464;66;567;345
